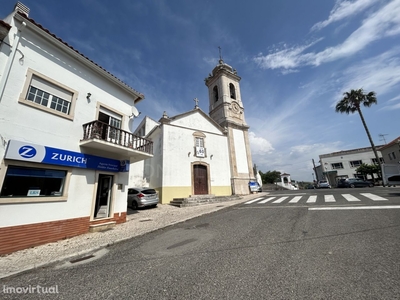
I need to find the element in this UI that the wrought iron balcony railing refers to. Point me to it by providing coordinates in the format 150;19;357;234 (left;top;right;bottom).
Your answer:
82;120;153;155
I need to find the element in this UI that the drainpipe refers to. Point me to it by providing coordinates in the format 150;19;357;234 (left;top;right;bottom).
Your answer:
0;21;26;104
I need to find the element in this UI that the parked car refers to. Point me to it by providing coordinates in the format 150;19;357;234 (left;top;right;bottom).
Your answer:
305;184;315;189
127;187;159;209
317;180;331;189
337;178;374;188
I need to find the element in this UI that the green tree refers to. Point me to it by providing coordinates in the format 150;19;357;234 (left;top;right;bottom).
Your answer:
335;88;383;183
260;170;281;184
356;163;380;182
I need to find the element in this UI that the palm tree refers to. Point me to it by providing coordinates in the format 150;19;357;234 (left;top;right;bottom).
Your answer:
335;88;383;185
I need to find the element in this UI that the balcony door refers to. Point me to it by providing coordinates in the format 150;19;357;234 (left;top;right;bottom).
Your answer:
98;107;122;144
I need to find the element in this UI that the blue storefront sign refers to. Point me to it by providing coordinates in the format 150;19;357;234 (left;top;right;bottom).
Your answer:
5;140;129;172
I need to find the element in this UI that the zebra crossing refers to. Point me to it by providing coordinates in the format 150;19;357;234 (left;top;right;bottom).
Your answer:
244;193;389;205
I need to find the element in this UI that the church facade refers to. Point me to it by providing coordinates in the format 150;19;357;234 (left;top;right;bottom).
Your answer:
130;59;255;203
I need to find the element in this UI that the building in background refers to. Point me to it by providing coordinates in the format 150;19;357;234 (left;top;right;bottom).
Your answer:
318;146;384;186
378;136;400;186
379;136;400;164
0;3;152;254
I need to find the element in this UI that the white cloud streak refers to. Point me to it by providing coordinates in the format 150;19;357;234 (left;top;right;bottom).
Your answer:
311;0;379;31
254;0;400;72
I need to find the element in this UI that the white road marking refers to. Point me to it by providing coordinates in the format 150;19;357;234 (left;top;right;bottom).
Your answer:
306;196;317;203
272;197;288;203
309;206;400;211
324;195;336;203
258;197;276;204
342;194;361;202
360;193;388;201
244;197;263;204
289;196;302;203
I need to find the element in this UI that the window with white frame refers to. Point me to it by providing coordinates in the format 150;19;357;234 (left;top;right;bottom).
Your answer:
193;132;206;158
331;162;344;169
349;160;363;168
195;137;205;157
371;157;384;164
19;69;77;120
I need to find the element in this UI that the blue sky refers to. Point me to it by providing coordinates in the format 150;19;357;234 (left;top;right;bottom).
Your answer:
2;0;400;181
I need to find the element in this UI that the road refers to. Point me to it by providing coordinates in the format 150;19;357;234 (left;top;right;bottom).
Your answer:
1;187;400;299
244;186;400;207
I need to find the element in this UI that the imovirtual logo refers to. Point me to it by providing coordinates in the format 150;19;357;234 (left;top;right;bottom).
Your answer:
18;145;37;158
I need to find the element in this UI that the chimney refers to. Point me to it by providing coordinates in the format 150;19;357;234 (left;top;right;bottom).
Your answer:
14;2;30;17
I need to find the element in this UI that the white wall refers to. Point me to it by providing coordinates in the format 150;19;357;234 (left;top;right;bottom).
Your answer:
232;129;249;173
0;27;136;152
0;15;142;227
320;149;382;178
161;121;231;187
171;112;222;134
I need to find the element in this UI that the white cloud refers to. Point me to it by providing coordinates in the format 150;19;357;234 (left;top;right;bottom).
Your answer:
254;1;400;72
388;95;400;102
249;132;274;155
311;0;378;31
253;39;322;71
331;48;400;108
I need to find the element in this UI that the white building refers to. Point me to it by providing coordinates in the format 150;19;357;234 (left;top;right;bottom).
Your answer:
379;136;400;164
318;146;383;186
131;58;255;203
0;3;152;254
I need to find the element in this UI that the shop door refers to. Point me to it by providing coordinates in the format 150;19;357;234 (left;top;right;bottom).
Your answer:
194;165;208;195
94;174;113;218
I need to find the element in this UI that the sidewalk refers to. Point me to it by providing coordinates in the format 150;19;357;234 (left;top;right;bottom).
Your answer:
0;193;264;279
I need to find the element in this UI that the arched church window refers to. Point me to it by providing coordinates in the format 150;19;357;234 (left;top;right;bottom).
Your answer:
213;86;219;102
229;83;236;99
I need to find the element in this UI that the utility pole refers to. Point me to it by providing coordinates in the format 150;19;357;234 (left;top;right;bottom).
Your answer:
312;159;318;181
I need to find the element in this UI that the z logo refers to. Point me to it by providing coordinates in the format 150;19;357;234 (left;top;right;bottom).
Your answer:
18;146;37;158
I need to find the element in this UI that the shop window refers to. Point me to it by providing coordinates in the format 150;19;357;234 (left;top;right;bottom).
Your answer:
19;69;77;120
331;162;343;169
0;165;68;200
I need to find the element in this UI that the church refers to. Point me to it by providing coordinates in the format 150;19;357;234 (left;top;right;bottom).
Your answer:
130;58;256;203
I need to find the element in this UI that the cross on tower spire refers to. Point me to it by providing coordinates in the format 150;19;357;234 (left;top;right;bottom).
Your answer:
194;98;199;109
218;46;223;64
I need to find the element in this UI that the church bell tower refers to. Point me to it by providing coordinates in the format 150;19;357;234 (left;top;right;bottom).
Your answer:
205;58;255;195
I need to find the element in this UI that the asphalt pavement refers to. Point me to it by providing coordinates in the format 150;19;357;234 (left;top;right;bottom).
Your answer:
0;193;264;279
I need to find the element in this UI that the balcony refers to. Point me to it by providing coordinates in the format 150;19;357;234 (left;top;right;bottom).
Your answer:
80;120;153;162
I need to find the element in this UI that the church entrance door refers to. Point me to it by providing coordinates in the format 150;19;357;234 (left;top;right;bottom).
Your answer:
193;165;208;195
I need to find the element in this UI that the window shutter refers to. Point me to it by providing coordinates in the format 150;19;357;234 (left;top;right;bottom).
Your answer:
30;76;72;101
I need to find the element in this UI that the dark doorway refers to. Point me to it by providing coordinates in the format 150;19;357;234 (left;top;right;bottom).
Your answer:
94;174;113;218
194;165;208;195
